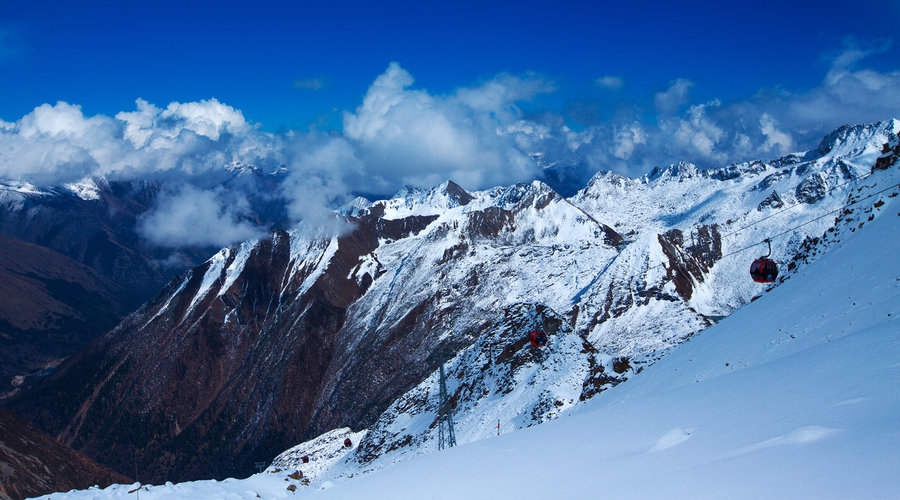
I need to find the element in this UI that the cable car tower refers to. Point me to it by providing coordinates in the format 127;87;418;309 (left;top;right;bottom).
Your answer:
437;355;457;450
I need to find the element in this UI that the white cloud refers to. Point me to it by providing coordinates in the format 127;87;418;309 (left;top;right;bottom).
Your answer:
137;185;264;247
117;97;249;144
655;78;694;114
759;114;793;154
281;135;359;222
343;62;549;191
454;72;553;113
670;100;725;159
612;123;646;160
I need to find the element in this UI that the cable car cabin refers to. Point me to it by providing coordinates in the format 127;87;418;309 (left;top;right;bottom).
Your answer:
301;455;309;464
750;259;778;283
344;438;352;448
529;330;548;347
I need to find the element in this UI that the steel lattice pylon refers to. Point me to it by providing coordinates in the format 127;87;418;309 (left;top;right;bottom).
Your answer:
437;361;457;450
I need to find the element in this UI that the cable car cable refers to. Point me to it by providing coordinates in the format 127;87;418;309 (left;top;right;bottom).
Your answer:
719;170;876;240
644;181;899;271
718;181;899;261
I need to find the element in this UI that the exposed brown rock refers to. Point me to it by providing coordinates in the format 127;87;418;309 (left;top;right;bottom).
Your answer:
873;133;899;172
657;224;722;300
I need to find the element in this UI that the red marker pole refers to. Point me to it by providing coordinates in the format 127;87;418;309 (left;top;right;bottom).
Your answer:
497;420;500;437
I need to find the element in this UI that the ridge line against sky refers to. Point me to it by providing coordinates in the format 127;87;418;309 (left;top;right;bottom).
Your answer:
0;1;898;248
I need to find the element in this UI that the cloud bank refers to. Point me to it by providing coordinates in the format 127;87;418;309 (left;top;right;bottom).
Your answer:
0;41;897;248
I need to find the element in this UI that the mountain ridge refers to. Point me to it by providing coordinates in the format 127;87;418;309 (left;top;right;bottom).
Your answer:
7;118;899;485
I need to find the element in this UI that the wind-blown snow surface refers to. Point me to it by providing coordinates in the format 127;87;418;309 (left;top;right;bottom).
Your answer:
35;127;900;498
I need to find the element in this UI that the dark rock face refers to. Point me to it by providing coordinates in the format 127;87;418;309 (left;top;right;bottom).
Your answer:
360;203;439;241
757;190;784;211
657;224;722;301
10;205;461;483
443;180;474;206
874;133;899;172
0;408;128;500
0;234;132;397
795;173;828;204
465;207;514;238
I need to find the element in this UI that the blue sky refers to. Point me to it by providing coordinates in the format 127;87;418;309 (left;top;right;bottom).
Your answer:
2;0;897;131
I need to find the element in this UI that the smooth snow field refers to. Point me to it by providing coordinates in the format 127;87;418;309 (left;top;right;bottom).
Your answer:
34;189;900;499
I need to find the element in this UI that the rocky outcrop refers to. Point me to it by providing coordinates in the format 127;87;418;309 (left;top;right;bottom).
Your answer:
795;173;828;204
465;207;514;238
757;190;784;211
658;224;722;301
873;132;899;172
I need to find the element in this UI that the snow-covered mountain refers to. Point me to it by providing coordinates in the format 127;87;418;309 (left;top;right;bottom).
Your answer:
13;119;900;489
34;119;900;499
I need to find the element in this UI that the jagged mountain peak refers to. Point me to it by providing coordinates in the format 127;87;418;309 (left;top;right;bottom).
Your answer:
441;179;474;206
375;180;475;219
645;160;702;182
809;119;899;162
338;195;374;217
491;179;561;210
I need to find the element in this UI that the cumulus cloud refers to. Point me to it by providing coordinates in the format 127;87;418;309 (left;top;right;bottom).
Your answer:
280;135;358;222
612;123;646;160
0;98;272;185
758;114;793;154
655;78;694;114
137;185;264;247
343;62;551;191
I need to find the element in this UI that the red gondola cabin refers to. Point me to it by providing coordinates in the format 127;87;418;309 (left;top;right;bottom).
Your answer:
529;330;548;347
344;438;352;448
750;259;778;283
301;455;309;463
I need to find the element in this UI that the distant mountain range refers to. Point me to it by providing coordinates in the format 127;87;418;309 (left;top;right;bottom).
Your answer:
2;119;898;489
